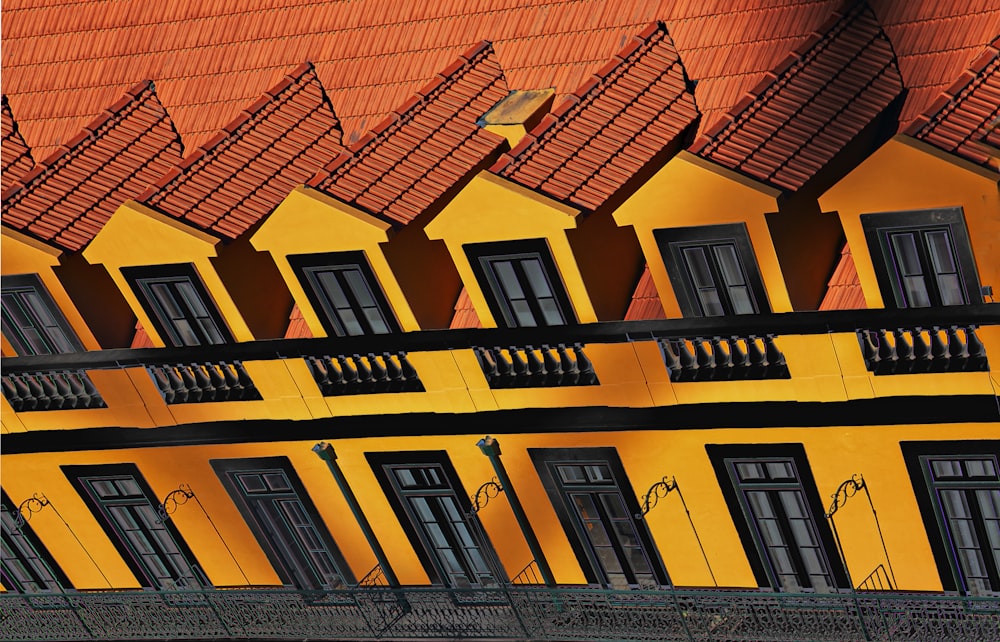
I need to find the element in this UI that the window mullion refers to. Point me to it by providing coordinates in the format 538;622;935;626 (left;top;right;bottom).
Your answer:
511;259;546;327
916;230;945;307
963;489;1000;591
705;245;735;316
334;270;371;335
767;489;812;589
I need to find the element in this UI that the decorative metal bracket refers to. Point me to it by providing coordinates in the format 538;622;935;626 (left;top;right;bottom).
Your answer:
467;478;504;516
826;474;865;518
636;477;678;519
155;484;195;523
12;493;50;529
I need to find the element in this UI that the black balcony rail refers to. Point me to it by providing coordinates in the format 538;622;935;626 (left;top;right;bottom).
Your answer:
305;352;423;396
658;334;789;382
474;344;597;388
146;361;261;404
857;325;989;375
2;585;999;641
2;305;996;383
1;370;105;412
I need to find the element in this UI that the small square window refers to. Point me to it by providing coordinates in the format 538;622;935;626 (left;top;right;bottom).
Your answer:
288;251;399;337
465;239;576;328
655;224;770;317
122;264;232;347
1;274;83;356
862;208;980;308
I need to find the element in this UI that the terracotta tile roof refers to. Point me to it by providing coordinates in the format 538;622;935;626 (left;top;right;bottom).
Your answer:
1;81;183;252
307;42;509;226
904;37;1000;168
871;0;1000;131
818;242;866;311
2;0;846;161
690;1;904;191
285;303;314;339
493;22;698;212
130;322;155;349
624;264;667;320
141;63;344;239
1;96;34;193
449;287;482;329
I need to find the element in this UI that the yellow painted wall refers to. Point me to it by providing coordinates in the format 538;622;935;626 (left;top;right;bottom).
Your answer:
1;229;101;352
4;424;996;592
251;187;421;334
819;136;1000;308
614;151;792;317
82;202;256;344
424;172;599;325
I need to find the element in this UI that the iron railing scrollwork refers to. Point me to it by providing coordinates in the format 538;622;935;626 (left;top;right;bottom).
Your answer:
658;335;789;382
825;473;897;592
3;586;1000;641
1;369;105;411
305;352;423;396
857;325;988;375
146;361;261;404
474;344;597;388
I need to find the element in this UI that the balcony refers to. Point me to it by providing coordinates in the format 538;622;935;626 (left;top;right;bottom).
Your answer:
2;585;998;641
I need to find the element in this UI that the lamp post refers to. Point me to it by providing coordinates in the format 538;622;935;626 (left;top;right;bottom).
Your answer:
476;435;555;586
312;441;399;587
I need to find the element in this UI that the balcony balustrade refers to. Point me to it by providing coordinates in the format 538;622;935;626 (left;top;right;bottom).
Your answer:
474;344;597;388
658;335;789;382
305;352;424;396
857;325;989;375
1;370;105;411
2;585;998;641
147;362;262;404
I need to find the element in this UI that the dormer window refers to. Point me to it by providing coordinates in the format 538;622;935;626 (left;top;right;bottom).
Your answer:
289;252;399;337
655;223;770;317
122;264;232;347
862;208;980;308
1;274;83;356
465;239;575;328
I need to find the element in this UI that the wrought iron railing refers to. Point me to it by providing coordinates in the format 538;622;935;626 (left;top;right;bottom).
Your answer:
1;370;105;411
146;362;261;404
857;325;989;375
474;344;597;388
305;352;423;396
658;335;789;381
2;586;998;641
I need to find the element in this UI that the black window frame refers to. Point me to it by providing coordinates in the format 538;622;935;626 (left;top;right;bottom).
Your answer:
902;440;1000;595
529;447;670;589
1;274;84;356
211;456;354;590
367;451;505;589
861;207;980;309
121;263;233;347
288;251;400;337
1;489;72;593
707;443;848;592
464;239;576;328
62;463;208;590
655;223;770;318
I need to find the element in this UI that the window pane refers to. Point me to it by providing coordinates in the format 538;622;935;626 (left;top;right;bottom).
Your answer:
683;247;714;288
890;233;923;276
932;460;964;479
728;286;755;315
344;270;377;308
175;281;210;317
538;298;564;326
492;261;523;299
316;271;350;309
925;230;957;274
522;258;554;298
937;274;965;306
766;462;795;480
713;245;747;286
902;275;932;308
736;463;765;481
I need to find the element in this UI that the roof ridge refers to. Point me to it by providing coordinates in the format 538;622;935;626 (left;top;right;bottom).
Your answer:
2;80;161;203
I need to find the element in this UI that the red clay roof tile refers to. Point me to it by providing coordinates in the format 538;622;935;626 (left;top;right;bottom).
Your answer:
141;63;344;239
819;242;866;311
449;287;483;329
495;22;697;212
624;264;667;320
690;1;903;191
1;96;34;193
307;42;509;226
284;303;314;339
904;37;1000;168
1;81;182;252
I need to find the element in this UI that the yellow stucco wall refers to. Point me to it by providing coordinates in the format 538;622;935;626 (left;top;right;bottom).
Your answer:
614;151;792;317
819;136;1000;308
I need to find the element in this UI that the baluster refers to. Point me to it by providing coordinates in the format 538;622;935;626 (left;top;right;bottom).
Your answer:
307;357;332;395
369;353;389;392
384;351;404;386
574;344;596;385
236;362;257;399
929;327;950;372
729;336;749;378
947;326;969;372
167;366;189;404
12;375;35;411
148;366;172;401
509;347;529;386
339;356;359;394
966;326;988;371
558;344;580;386
875;329;897;375
398;352;420;391
542;345;563;386
694;338;714;381
38;374;62;410
2;376;23;411
192;364;215;402
222;362;244;399
525;346;545;386
476;348;499;385
747;336;767;379
892;329;914;374
53;373;75;409
353;355;373;388
325;356;346;395
180;366;202;403
857;329;879;371
659;339;681;378
764;335;788;378
711;337;732;380
25;375;49;410
78;373;103;408
207;363;229;401
493;346;513;385
911;327;932;373
674;339;697;382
